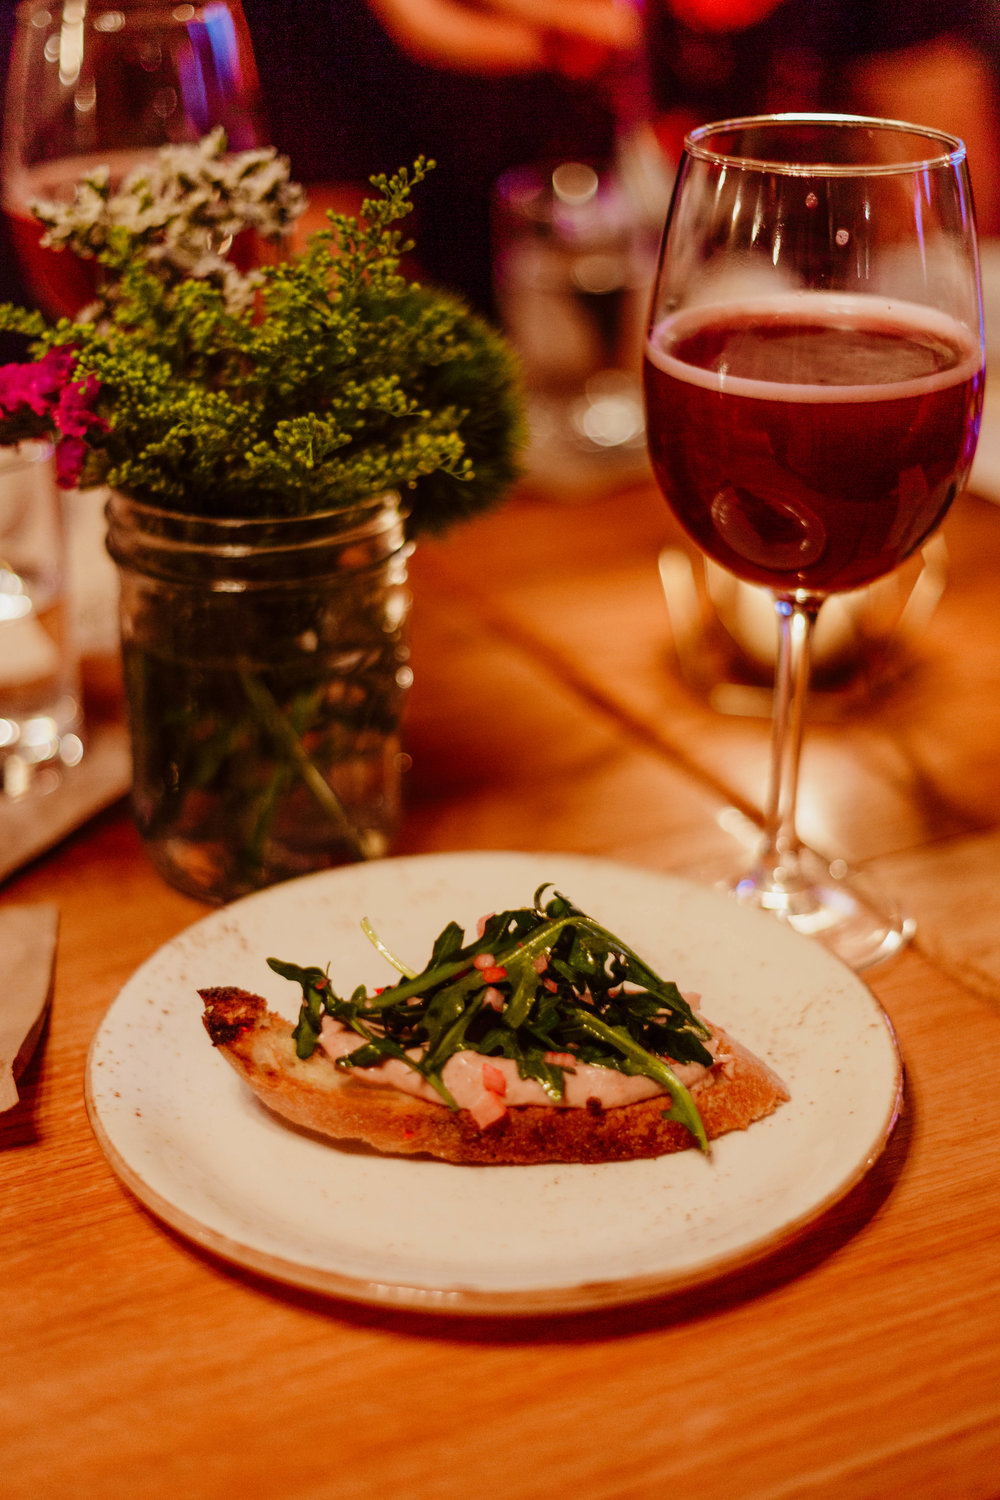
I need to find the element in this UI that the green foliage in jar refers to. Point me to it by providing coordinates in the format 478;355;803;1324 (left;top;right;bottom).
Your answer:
0;157;525;537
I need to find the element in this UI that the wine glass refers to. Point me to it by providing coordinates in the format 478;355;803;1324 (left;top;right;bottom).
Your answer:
643;114;985;971
1;0;264;319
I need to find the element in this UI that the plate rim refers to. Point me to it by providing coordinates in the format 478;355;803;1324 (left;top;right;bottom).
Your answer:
85;849;905;1315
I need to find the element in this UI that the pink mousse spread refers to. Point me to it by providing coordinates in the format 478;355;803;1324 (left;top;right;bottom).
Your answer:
319;1014;726;1130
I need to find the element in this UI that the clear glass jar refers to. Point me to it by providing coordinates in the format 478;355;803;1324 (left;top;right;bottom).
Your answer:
105;491;411;904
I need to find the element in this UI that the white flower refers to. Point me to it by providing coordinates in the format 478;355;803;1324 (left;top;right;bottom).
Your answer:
29;128;307;314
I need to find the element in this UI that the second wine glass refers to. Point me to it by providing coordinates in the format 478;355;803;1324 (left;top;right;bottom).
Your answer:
643;114;985;971
1;0;264;319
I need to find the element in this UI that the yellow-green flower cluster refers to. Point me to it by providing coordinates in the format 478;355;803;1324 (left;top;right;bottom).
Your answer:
0;157;525;537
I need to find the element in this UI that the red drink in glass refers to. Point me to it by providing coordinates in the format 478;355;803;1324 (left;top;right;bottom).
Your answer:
643;293;984;595
2;151;266;320
2;152;153;318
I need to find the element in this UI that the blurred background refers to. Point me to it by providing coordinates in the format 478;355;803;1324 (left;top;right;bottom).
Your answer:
1;0;998;319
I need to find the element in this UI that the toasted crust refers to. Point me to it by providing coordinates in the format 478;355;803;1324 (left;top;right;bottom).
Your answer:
200;986;789;1164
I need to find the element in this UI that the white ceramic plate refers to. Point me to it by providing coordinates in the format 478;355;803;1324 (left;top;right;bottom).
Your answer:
85;851;902;1314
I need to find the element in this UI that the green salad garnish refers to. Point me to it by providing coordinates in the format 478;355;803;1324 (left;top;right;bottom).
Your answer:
268;884;713;1149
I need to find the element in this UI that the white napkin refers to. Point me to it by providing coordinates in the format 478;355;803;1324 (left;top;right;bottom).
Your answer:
0;903;58;1110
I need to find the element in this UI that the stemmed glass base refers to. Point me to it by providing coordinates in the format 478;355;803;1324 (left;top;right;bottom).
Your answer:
707;591;917;974
729;842;915;972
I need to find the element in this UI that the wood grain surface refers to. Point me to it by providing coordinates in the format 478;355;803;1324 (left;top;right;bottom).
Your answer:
2;479;999;1500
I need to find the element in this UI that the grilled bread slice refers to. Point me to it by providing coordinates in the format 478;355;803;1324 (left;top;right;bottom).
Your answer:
201;986;788;1165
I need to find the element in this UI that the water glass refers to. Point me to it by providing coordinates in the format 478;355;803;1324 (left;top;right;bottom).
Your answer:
492;154;660;495
0;441;83;798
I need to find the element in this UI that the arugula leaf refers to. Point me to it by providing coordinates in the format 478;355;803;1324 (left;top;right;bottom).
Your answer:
268;886;717;1149
360;917;417;978
267;956;338;1059
571;1012;708;1151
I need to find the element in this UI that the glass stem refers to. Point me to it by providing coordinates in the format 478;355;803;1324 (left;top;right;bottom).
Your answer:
757;593;822;896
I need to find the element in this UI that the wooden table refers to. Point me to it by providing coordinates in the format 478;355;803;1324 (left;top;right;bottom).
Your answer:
3;475;1000;1500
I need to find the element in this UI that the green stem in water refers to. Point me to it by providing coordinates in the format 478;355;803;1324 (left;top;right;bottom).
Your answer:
238;669;376;862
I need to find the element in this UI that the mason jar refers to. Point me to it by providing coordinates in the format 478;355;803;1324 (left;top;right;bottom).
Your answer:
105;490;412;904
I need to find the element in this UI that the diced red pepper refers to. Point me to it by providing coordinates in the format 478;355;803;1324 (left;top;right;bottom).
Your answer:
481;965;507;984
481;1062;507;1096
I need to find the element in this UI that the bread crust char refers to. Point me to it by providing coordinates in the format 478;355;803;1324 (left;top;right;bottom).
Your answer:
200;986;789;1164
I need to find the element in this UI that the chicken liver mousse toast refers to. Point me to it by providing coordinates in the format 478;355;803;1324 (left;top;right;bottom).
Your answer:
201;884;788;1164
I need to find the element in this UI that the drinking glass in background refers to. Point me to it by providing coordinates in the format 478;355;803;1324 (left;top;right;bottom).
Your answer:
1;0;264;320
491;0;672;497
644;114;984;971
0;440;82;798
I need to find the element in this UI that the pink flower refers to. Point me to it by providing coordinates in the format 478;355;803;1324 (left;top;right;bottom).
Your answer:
56;371;104;437
0;348;73;415
54;435;88;488
0;347;106;486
